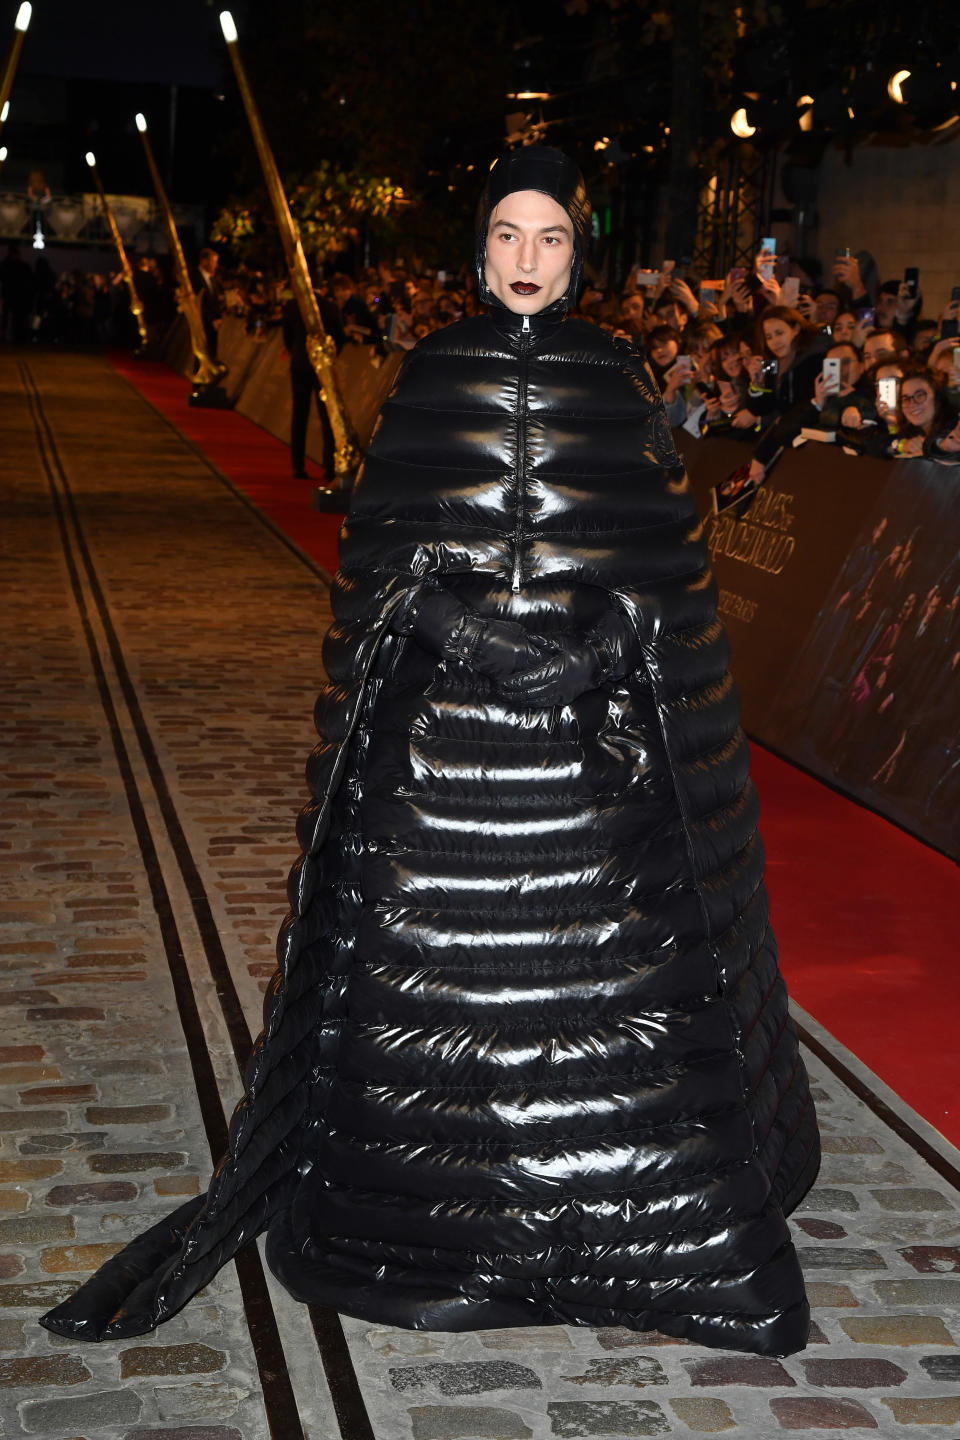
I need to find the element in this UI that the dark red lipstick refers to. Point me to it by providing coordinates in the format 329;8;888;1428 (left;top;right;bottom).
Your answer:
510;282;541;295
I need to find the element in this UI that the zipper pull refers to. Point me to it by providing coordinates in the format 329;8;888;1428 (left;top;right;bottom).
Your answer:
522;314;530;333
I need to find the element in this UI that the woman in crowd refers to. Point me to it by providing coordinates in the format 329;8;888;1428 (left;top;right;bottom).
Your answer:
737;305;826;483
700;334;750;435
43;144;818;1359
887;365;960;460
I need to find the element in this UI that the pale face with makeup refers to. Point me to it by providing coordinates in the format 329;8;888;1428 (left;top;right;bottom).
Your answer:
484;190;574;315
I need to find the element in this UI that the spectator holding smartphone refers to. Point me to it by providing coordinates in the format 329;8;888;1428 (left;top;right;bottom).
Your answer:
838;360;905;456
927;339;960;408
740;305;826;482
810;342;865;428
700;336;749;435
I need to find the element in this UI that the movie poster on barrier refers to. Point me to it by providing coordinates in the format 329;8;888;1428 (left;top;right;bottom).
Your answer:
764;459;960;859
676;434;879;728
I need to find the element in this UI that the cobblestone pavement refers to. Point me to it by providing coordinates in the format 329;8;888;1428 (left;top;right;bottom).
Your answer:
1;350;959;1440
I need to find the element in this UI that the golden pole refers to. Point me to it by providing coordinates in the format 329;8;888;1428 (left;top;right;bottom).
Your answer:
218;10;360;489
85;151;149;350
0;4;31;145
134;112;226;394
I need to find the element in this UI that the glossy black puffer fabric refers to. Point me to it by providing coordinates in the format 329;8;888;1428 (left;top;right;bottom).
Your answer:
41;308;818;1355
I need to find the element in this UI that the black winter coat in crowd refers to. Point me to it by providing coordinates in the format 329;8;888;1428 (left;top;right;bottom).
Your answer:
43;302;819;1357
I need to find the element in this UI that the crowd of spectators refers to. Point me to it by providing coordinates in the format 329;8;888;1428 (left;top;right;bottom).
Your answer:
601;248;960;476
4;234;959;474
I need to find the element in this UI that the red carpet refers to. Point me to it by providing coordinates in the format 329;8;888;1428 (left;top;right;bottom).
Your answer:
110;356;345;575
113;357;959;1149
751;747;957;1145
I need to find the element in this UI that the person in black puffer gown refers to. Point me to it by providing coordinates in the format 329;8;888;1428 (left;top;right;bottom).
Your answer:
42;147;819;1357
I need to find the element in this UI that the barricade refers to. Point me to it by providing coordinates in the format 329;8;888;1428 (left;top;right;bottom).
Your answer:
678;433;959;858
163;314;403;457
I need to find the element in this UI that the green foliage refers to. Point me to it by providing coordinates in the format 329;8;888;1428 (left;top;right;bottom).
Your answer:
211;163;408;265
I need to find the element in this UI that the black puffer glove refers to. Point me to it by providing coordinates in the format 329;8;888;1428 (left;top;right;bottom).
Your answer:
497;638;601;706
498;609;643;707
393;585;544;679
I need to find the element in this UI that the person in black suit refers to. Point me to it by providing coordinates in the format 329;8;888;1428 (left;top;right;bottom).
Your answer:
282;289;346;480
194;248;223;359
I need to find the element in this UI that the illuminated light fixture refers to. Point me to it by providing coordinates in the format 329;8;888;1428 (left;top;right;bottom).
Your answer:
0;146;6;162
730;107;756;138
931;114;960;131
32;218;43;249
888;69;910;103
952;81;958;92
218;10;238;43
85;150;96;167
847;106;855;119
135;112;147;132
797;94;814;132
507;91;550;101
1;102;8;124
14;3;31;31
642;145;654;153
594;136;610;151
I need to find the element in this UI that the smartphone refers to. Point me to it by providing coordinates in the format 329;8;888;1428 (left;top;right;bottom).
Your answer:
759;259;775;282
634;269;661;286
675;355;693;376
761;357;778;384
699;285;720;308
942;319;960;340
761;237;776;255
822;357;842;394
860;306;876;327
781;276;800;306
730;266;745;283
904;266;919;296
877;376;898;410
835;246;852;259
952;345;960;373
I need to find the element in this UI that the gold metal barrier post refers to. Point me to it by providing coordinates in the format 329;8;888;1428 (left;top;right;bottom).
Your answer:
218;10;361;500
134;112;230;406
85;151;149;351
0;4;30;144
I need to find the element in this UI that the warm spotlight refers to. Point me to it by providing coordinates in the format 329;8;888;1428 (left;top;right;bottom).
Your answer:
14;3;31;31
730;107;756;139
219;11;238;43
135;112;147;132
888;70;910;104
85;150;96;168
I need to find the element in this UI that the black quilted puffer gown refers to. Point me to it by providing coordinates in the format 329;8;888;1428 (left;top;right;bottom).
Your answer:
42;305;819;1357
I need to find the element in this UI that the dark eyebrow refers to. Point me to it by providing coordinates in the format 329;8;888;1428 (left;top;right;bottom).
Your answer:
491;219;571;235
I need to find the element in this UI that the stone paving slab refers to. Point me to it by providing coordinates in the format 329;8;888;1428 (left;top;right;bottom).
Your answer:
2;352;959;1438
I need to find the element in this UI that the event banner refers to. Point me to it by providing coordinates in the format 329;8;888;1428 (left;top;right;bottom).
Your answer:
678;433;959;858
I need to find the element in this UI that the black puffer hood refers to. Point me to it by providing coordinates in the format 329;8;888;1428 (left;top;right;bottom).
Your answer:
475;146;591;314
